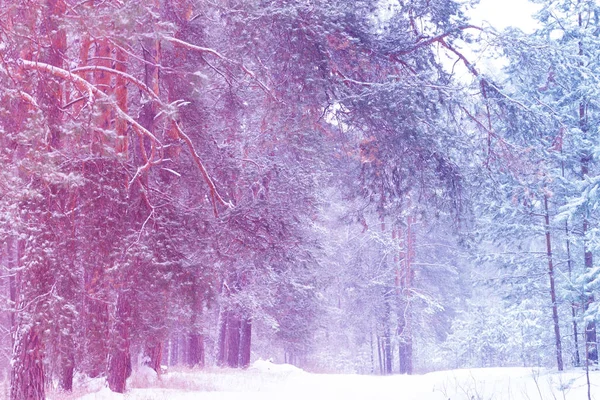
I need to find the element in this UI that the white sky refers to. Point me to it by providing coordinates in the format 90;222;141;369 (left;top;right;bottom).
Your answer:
440;0;542;82
468;0;541;32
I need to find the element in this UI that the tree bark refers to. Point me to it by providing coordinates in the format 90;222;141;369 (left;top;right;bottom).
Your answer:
383;333;392;374
10;325;45;400
144;340;163;374
217;310;242;368
6;237;17;336
92;38;112;155
543;194;564;371
188;333;205;368
59;350;75;392
563;193;581;366
169;334;179;366
382;290;392;375
11;2;65;397
397;216;414;374
226;313;241;368
217;310;228;367
377;335;383;374
582;161;598;363
579;8;598;366
83;275;109;377
239;317;252;368
107;293;132;393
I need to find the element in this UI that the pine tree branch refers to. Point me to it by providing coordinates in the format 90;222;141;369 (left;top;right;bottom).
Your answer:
163;36;276;99
70;65;161;101
173;121;233;216
19;59;162;146
392;25;484;57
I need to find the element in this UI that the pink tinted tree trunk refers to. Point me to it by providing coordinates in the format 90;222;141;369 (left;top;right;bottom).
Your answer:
10;325;45;400
107;293;132;393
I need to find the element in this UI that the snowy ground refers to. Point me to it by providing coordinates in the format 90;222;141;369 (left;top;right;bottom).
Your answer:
44;361;599;400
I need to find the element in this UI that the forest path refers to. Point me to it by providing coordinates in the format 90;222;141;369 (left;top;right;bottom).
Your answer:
61;362;599;400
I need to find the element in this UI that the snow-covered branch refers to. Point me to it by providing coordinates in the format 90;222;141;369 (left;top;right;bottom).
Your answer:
19;59;162;146
163;36;275;99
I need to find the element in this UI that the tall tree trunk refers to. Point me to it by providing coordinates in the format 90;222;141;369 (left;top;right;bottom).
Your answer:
383;334;392;374
92;38;112;155
579;7;598;366
188;333;205;368
239;317;252;368
11;2;66;397
565;222;581;366
217;310;241;368
217;310;228;367
377;335;383;375
83;271;109;377
543;194;564;371
187;280;204;368
144;341;163;374
226;313;241;368
169;332;179;367
9;227;51;400
581;154;598;365
169;334;179;366
382;290;392;375
10;325;45;400
115;47;129;156
6;237;17;336
562;156;581;367
398;331;412;374
58;277;76;391
107;293;132;393
370;330;375;374
398;216;414;374
59;350;75;392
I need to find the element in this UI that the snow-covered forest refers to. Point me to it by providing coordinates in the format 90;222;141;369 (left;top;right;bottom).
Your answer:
1;0;600;399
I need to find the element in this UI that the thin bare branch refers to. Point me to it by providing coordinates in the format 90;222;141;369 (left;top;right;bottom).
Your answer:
173;121;233;216
163;36;276;99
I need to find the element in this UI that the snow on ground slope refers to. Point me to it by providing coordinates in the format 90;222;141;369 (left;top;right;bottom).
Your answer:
50;361;599;400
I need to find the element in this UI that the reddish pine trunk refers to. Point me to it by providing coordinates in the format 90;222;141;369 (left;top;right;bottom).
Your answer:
115;48;129;155
144;341;163;374
217;311;242;368
10;3;65;398
108;349;131;393
239;318;252;368
227;314;241;368
40;0;66;149
59;351;75;391
10;325;45;400
6;237;18;334
83;290;109;377
93;38;112;154
188;333;205;367
107;294;132;393
170;335;179;366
